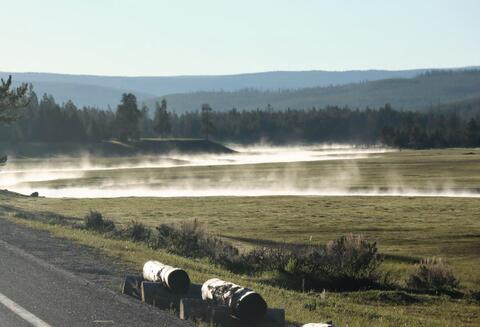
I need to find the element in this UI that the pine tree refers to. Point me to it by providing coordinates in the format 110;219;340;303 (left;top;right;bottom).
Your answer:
0;75;30;123
115;93;141;142
201;103;214;140
153;99;171;137
1;76;30;165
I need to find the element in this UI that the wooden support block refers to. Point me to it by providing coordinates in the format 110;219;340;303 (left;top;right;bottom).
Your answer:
263;308;286;327
180;299;231;325
141;281;181;310
122;275;143;299
208;304;230;325
230;308;286;327
185;283;202;300
180;299;285;327
180;298;209;321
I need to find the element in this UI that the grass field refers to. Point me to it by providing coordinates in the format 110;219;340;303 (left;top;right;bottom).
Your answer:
1;147;480;325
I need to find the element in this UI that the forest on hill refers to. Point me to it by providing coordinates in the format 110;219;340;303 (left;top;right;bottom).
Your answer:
155;70;480;112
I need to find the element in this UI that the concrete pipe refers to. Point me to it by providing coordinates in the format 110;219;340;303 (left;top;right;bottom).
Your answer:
201;278;267;322
142;261;190;294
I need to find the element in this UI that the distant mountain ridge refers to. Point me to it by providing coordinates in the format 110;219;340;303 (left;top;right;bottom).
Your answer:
153;70;480;112
2;67;478;108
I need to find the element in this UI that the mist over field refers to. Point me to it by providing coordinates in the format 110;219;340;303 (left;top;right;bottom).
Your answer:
2;144;479;198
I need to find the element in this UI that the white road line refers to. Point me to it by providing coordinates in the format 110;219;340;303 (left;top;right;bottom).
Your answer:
0;292;52;327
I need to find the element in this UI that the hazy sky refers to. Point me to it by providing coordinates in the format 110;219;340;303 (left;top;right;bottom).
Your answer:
1;0;479;76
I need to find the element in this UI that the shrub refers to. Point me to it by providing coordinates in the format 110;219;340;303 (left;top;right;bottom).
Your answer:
122;220;151;242
323;233;382;280
242;234;383;291
202;237;241;269
242;244;301;272
83;211;115;232
151;219;241;268
153;219;205;255
407;257;459;291
303;234;382;290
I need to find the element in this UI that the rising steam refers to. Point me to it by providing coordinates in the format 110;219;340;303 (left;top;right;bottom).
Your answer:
1;145;479;198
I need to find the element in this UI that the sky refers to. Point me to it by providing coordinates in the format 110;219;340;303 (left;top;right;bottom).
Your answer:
1;0;479;76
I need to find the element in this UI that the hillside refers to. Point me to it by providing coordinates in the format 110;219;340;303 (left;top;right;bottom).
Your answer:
0;68;462;108
154;70;480;112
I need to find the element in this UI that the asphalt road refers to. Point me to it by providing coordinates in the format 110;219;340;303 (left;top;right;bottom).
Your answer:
0;298;31;327
0;220;192;327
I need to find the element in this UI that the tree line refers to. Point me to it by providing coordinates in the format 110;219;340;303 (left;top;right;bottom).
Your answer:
1;88;479;149
174;104;480;148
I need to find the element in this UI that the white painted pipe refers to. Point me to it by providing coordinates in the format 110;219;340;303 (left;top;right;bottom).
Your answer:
201;278;267;321
303;323;335;327
142;260;190;294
